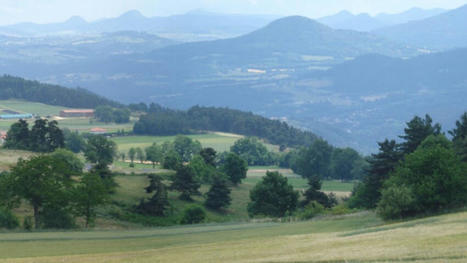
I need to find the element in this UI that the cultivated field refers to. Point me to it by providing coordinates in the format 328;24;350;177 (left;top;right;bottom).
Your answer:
0;211;465;262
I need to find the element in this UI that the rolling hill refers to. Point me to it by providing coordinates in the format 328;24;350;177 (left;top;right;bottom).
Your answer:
374;4;467;50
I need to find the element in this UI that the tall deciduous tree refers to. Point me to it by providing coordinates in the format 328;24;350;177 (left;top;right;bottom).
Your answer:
84;135;117;177
73;173;108;228
247;171;298;217
10;156;73;229
145;143;163;168
222;153;248;185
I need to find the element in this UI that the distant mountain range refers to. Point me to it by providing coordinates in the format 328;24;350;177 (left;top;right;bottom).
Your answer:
318;7;447;31
0;10;280;42
374;4;467;50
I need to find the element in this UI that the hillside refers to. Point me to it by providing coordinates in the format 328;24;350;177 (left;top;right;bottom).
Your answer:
0;211;465;262
0;75;120;108
374;4;467;50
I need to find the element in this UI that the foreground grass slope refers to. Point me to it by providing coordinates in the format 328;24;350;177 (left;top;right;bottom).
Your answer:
0;211;465;262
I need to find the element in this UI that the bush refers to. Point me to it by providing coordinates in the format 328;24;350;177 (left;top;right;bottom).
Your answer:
180;205;206;224
0;208;19;229
40;206;75;229
377;184;416;220
298;201;325;220
23;216;33;231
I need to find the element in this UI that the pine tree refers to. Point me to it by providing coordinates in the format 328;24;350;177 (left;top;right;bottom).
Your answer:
136;175;169;216
205;176;231;210
171;165;200;201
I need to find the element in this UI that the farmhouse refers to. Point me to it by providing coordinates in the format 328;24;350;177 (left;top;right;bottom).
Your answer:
90;127;107;135
60;109;94;118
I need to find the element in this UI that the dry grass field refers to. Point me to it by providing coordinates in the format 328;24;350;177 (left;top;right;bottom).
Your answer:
0;211;465;262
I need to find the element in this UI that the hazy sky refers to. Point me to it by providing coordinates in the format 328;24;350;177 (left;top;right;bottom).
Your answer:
0;0;466;25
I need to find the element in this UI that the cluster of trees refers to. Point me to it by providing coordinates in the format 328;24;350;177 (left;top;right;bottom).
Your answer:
281;140;367;182
133;104;318;148
94;106;130;124
0;75;120;109
0;147;112;229
4;119;64;152
349;114;467;219
135;147;248;221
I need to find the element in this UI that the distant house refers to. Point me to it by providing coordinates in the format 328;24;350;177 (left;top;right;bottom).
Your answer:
0;113;33;120
90;127;107;135
59;109;94;118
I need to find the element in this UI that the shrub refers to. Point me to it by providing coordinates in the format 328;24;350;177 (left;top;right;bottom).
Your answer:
180;205;206;224
0;208;19;229
40;206;75;229
298;201;325;220
377;184;416;220
23;216;33;231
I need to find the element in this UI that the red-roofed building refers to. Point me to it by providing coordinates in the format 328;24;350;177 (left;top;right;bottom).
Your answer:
90;127;107;135
60;109;94;118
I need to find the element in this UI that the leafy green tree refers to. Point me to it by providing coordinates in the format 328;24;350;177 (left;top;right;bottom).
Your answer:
330;148;361;181
0;207;19;229
294;139;333;180
136;147;145;164
145;143;163;168
29;119;49;152
136;175;169;216
84;135;117;177
449;112;467;162
0;172;19;210
189;155;216;183
171;165;200;201
247;171;299;217
94;105;114;123
205;176;231;210
173;135;202;162
63;129;85;153
120;152;126;162
200;147;217;167
73;173;109;228
230;137;273;165
222;153;248;185
399;114;441;155
4;119;29;150
162;150;182;170
377;135;467;219
9;156;74;229
128;147;136;165
50;149;84;175
113;108;131;124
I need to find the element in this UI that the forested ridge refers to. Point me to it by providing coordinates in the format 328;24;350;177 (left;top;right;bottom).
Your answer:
133;105;318;148
0;75;121;108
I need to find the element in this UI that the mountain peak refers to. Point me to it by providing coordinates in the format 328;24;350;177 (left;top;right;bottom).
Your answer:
119;10;145;19
267;16;328;29
65;16;87;25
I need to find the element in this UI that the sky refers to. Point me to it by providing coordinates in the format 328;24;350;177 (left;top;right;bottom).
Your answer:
0;0;466;25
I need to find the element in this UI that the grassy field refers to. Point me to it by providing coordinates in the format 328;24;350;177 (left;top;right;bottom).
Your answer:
113;133;247;153
0;210;465;262
0;149;36;171
0;100;67;116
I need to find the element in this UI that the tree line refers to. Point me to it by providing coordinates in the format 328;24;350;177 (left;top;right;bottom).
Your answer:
0;75;121;109
132;104;318;148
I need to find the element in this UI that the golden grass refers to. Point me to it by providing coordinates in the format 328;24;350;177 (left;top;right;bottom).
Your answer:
0;149;35;171
0;211;465;263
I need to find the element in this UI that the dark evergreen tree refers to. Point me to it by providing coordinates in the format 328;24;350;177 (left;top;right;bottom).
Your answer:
399;114;441;155
205;176;231;210
3;119;29;150
171;165;201;201
449;112;467;162
200;147;217;167
136;175;170;216
303;176;335;208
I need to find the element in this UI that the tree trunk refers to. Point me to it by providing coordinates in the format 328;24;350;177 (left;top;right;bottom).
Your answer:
33;205;40;229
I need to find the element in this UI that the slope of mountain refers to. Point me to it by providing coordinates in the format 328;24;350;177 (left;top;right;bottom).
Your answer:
318;7;447;32
374;4;467;50
0;10;280;42
0;31;177;64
